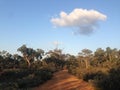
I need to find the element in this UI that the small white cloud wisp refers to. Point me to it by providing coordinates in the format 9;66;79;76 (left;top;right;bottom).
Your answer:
51;8;107;35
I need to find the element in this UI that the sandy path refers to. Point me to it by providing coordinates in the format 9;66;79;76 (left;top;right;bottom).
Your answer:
33;70;94;90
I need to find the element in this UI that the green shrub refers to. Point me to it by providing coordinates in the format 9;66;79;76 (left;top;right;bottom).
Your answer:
0;68;53;89
83;71;106;82
94;67;120;90
17;68;53;89
0;82;18;90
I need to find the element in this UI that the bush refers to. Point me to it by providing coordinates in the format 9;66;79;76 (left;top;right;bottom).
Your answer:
0;68;53;89
0;82;18;90
94;67;120;90
35;69;53;80
17;68;53;89
83;71;106;82
0;69;33;82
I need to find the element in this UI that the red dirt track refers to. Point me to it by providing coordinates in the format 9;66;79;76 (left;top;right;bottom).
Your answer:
33;70;94;90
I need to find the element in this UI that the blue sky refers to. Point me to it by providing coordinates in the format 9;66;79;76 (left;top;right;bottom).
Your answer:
0;0;120;55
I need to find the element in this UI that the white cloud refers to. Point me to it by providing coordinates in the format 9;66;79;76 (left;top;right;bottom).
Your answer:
51;8;107;35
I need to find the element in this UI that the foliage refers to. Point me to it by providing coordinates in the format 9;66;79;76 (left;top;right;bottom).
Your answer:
17;45;44;67
0;45;120;90
67;47;120;90
94;66;120;90
0;68;53;89
0;45;67;89
83;71;106;82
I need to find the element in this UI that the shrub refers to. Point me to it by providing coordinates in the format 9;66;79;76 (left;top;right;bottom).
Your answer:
0;82;18;90
17;68;53;89
0;68;53;89
83;71;106;82
94;67;120;90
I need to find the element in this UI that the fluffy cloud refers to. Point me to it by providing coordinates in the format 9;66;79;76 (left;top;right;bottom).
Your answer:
51;8;107;35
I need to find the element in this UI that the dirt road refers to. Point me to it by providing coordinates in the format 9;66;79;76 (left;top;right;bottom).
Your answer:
33;70;94;90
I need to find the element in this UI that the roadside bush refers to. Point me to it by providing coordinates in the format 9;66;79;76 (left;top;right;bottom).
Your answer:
83;71;106;82
0;82;18;90
0;68;53;89
94;67;120;90
0;69;33;82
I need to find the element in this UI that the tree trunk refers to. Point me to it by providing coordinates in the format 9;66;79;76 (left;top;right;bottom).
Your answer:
85;57;90;69
24;56;31;67
109;54;112;61
85;59;88;69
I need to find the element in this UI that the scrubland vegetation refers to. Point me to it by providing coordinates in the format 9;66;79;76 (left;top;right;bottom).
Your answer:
0;45;120;90
67;47;120;90
0;45;65;89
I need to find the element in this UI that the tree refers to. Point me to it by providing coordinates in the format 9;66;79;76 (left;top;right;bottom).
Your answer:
117;50;120;60
17;45;44;67
46;49;64;60
45;48;66;70
0;50;18;69
106;47;112;61
78;49;92;68
94;48;105;66
0;50;12;59
35;49;44;60
77;53;85;68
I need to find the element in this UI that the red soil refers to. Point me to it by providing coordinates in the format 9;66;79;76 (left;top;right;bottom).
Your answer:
33;70;94;90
